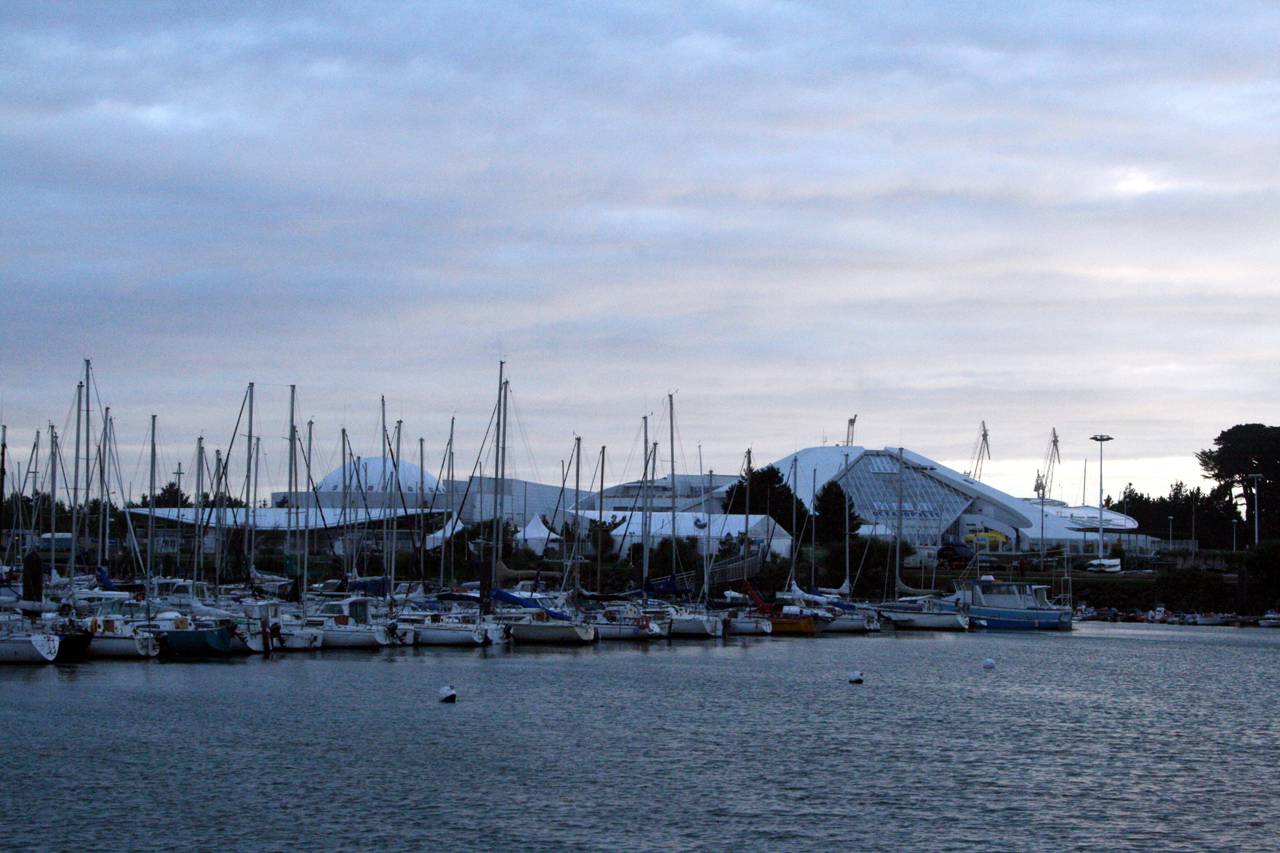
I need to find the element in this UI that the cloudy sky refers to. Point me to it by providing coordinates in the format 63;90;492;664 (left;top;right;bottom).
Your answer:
2;1;1277;505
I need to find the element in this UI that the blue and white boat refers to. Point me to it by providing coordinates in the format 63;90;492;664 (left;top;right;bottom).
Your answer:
940;575;1072;631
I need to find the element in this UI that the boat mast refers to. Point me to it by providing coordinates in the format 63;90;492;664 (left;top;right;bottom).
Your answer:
380;395;388;585
391;418;402;605
418;435;425;583
214;448;223;597
194;437;204;584
288;385;296;590
302;419;313;616
743;448;751;565
641;414;649;605
668;393;677;589
442;416;453;588
574;435;582;588
811;468;817;592
490;363;504;597
97;408;109;571
0;425;6;567
244;382;254;578
48;423;57;586
147;415;156;601
597;445;604;593
789;455;797;587
83;359;91;568
340;427;349;579
71;379;82;579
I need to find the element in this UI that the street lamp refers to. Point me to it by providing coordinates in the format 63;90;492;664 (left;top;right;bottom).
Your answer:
1167;515;1173;550
1248;473;1262;546
1090;435;1113;563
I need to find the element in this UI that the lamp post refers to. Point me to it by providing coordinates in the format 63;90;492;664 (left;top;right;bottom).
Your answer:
1248;473;1262;546
1167;515;1173;550
1090;435;1112;562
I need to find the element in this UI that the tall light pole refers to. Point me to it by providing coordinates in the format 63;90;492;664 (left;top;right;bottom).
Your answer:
1167;515;1173;550
1090;435;1112;562
1248;473;1262;546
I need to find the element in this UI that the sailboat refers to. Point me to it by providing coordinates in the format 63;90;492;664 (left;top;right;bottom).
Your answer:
873;447;969;632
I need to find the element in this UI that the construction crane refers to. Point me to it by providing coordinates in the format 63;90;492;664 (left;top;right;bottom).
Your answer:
1034;428;1061;500
965;421;991;480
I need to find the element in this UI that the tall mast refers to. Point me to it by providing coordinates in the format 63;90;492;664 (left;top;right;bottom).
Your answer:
214;449;223;596
48;423;57;582
380;396;388;581
573;435;582;586
288;385;296;584
743;449;751;563
442;417;454;587
391;418;402;604
789;456;797;584
302;419;313;615
490;362;504;592
340;428;349;578
500;379;509;538
244;382;254;574
194;437;204;583
71;380;82;577
668;393;677;581
641;415;649;603
418;435;425;582
173;460;183;570
597;445;605;593
83;359;91;558
251;435;261;577
811;468;817;591
97;409;109;570
147;415;156;595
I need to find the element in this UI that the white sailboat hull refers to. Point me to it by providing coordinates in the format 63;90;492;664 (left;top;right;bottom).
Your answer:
89;632;158;658
820;612;876;634
669;614;724;638
0;632;61;663
415;623;490;646
879;608;970;631
509;622;597;645
321;625;385;648
727;616;772;635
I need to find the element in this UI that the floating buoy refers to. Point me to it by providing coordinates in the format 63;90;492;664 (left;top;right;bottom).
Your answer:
438;685;457;703
848;670;864;684
982;658;996;670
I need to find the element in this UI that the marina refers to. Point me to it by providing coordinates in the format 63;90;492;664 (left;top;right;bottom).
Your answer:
2;622;1278;851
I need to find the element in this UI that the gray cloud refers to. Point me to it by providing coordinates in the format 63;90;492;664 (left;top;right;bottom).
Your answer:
2;1;1277;500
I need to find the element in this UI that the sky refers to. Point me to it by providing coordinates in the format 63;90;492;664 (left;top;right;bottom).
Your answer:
2;1;1278;508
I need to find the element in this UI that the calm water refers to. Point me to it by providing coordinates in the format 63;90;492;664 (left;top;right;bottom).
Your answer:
2;624;1277;852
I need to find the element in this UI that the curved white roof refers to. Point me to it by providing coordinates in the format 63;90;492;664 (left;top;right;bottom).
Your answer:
316;458;439;494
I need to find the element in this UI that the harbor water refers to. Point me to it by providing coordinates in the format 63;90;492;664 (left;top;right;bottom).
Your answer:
2;623;1277;851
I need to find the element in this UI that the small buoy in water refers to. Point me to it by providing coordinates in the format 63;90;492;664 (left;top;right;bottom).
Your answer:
438;685;457;703
848;670;864;684
982;658;996;670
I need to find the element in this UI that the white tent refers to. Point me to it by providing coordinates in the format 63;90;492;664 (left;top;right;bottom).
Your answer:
575;511;793;559
516;516;561;556
423;515;465;550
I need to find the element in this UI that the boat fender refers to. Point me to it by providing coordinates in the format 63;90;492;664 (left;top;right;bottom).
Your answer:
88;617;98;635
438;686;457;704
848;671;864;685
982;658;995;670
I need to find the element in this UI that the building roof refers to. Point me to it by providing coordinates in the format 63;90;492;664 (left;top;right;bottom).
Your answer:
128;505;435;531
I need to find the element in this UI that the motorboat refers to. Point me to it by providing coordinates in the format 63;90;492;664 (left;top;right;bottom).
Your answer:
304;597;394;649
1260;611;1280;628
939;576;1072;631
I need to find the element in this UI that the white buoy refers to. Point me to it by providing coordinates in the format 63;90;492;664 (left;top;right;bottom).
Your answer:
848;670;864;684
982;658;996;670
438;685;457;703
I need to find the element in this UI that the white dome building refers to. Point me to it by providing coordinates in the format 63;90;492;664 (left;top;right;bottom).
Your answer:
274;457;441;509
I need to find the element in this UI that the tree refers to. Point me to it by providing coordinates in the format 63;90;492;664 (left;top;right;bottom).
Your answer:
722;465;809;536
1197;424;1280;542
813;480;860;546
1118;481;1241;550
